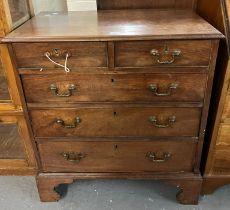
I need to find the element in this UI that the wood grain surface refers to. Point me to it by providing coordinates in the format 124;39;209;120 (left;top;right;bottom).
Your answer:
115;40;212;67
38;140;196;173
3;3;222;203
2;10;223;42
0;124;25;159
97;0;197;10
30;107;201;138
21;73;206;103
13;42;108;68
0;66;11;101
212;146;230;174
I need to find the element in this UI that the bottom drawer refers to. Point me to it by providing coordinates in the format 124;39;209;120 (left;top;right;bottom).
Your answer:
38;140;196;173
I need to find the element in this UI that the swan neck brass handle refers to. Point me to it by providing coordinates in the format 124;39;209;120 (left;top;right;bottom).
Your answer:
55;117;81;129
146;152;171;163
149;116;176;128
62;152;87;163
149;83;178;96
150;48;181;64
49;84;76;97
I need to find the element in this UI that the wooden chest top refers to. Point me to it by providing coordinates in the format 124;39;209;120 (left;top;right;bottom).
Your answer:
2;9;223;42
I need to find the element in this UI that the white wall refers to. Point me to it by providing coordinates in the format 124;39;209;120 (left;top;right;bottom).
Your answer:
32;0;97;14
67;0;97;11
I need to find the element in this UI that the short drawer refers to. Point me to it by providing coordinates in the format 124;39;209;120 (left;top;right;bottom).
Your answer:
30;107;201;138
38;140;196;172
115;40;211;67
12;42;108;68
22;73;206;103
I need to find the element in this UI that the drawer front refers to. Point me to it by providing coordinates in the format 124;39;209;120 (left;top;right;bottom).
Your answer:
38;140;196;172
115;40;211;67
13;42;108;68
30;107;201;138
22;73;206;103
213;148;230;174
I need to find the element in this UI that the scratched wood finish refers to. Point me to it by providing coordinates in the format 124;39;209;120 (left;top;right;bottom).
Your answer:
21;73;206;103
97;0;197;10
115;40;212;67
38;140;196;173
12;42;108;69
2;10;223;43
30;107;201;138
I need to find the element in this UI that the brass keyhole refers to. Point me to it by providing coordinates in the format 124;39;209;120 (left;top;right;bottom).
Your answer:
113;111;117;116
111;78;115;83
163;45;169;53
114;145;118;149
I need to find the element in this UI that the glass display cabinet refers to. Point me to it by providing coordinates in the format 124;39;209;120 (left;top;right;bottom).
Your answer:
0;0;37;175
2;0;30;31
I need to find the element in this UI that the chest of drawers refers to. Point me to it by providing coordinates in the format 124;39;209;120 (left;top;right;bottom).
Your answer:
3;9;223;204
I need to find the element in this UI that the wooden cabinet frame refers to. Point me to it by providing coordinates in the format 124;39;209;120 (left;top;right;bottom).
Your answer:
0;113;37;175
0;0;37;175
0;44;22;110
0;0;31;32
197;0;230;194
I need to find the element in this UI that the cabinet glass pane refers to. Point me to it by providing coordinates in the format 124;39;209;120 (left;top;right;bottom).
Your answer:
8;0;30;28
0;124;25;159
0;57;11;102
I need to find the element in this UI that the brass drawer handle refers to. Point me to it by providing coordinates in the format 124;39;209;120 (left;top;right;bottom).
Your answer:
55;117;81;128
62;152;87;163
149;116;176;128
146;152;171;163
49;84;76;97
150;48;181;64
149;83;178;96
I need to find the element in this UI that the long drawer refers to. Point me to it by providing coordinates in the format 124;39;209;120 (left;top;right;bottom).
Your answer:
22;73;206;103
115;40;212;67
30;107;201;138
38;140;196;172
12;42;108;68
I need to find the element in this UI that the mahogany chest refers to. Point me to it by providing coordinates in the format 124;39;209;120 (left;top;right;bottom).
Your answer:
3;9;223;204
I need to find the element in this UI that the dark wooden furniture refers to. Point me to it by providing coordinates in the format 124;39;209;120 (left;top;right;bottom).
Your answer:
197;0;230;194
3;3;222;204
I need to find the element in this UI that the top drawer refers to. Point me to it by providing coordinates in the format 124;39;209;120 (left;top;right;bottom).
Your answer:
115;40;212;67
12;42;108;69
